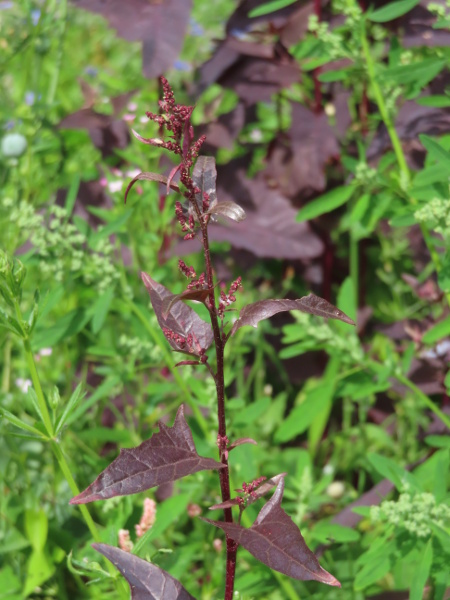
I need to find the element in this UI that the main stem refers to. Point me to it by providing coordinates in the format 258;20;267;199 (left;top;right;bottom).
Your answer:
198;215;237;600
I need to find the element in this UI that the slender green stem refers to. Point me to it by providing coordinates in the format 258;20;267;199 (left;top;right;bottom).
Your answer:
47;0;68;106
394;373;450;430
50;441;100;541
1;335;12;393
349;229;359;312
360;22;409;180
126;299;210;438
15;300;54;436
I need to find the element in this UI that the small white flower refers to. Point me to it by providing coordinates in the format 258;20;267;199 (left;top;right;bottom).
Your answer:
39;347;52;357
15;378;32;393
107;180;123;193
249;129;263;143
322;464;335;476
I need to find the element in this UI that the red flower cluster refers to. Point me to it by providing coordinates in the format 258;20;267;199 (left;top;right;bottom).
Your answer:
219;276;242;318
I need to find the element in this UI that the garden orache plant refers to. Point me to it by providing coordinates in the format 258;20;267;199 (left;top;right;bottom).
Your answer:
70;77;355;599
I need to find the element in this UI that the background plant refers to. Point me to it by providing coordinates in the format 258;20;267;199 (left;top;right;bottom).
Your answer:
1;0;449;598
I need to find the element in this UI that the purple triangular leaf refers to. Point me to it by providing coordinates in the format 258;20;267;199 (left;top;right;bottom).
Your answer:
192;156;217;210
124;172;180;204
70;406;223;504
141;272;214;355
92;544;196;600
161;288;213;321
207;200;246;222
230;294;355;336
203;479;341;587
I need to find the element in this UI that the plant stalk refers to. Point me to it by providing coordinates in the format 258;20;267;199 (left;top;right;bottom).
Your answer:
196;209;237;600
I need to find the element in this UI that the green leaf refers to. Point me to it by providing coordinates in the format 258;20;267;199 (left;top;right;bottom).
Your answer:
297;186;354;222
67;376;120;425
0;310;24;337
133;493;190;554
248;0;297;17
318;68;353;82
354;556;391;590
438;251;450;293
23;549;54;597
90;287;114;334
383;59;446;86
311;522;360;544
424;435;450;449
55;383;85;435
410;539;432;600
78;426;132;444
369;0;421;22
32;308;91;350
416;95;450;108
422;315;450;344
234;397;271;427
89;209;133;247
419;134;450;169
367;453;419;491
64;174;80;219
0;408;46;438
274;380;334;443
25;509;48;552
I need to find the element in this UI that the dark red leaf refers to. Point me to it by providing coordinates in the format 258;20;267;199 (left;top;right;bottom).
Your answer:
192;156;217;210
70;405;223;504
209;498;241;510
124;172;180;204
175;360;200;367
92;543;196;600
161;288;213;321
74;0;192;79
207;201;246;222
141;272;214;355
203;478;341;586
228;437;257;451
230;294;355;337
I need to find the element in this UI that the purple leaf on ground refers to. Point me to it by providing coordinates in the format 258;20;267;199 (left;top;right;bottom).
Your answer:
230;294;355;336
141;273;214;355
124;172;180;204
74;0;192;79
93;543;196;600
203;478;341;586
70;405;223;504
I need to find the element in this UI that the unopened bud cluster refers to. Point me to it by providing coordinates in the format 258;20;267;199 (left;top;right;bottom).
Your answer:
219;277;242;318
162;328;207;362
236;476;267;507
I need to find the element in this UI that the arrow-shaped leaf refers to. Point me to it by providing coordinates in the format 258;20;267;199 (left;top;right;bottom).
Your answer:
93;544;196;600
70;405;223;504
203;478;341;587
161;288;213;321
230;294;354;337
142;272;214;355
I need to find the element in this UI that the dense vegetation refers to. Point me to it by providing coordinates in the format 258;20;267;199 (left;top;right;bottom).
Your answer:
1;0;449;599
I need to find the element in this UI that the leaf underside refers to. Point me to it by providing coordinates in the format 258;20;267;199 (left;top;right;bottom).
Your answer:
230;294;355;336
141;272;214;355
203;478;341;587
70;405;223;504
93;543;196;600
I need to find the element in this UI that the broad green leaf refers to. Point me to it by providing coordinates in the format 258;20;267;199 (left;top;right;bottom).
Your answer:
336;276;357;330
419;134;450;169
369;0;421;22
275;381;334;443
410;540;433;600
422;315;450;344
311;522;360;544
355;557;391;590
416;95;450;108
424;435;450;449
78;426;132;444
25;509;48;552
413;163;448;187
297;186;354;222
383;59;446;85
64;174;80;219
0;526;30;555
367;453;419;491
0;565;21;599
234;397;271;427
308;355;340;456
249;0;297;17
23;549;54;597
32;308;91;350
